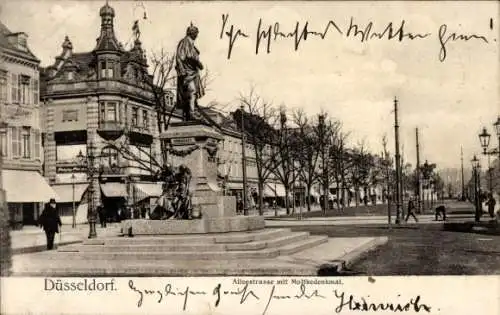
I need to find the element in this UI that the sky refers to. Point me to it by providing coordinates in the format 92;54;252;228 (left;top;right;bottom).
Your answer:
1;0;498;170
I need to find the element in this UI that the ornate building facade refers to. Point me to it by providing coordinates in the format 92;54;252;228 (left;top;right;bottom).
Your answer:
0;21;57;229
41;3;173;223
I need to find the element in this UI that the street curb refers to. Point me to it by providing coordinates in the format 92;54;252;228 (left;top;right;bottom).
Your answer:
12;240;82;255
335;236;389;272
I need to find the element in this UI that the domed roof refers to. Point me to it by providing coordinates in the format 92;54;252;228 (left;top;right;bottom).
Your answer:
99;1;115;17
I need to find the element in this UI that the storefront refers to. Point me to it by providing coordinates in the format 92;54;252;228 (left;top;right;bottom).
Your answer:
2;169;58;229
52;183;89;225
100;182;127;222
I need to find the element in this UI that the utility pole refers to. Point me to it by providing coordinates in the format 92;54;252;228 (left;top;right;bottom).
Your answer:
394;97;402;224
382;136;391;226
416;128;421;213
461;146;465;200
240;105;248;216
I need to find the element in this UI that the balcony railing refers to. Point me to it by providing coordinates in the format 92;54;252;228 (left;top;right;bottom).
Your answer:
46;79;154;101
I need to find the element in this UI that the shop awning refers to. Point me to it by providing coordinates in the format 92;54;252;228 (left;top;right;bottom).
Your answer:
264;183;286;197
52;183;89;203
226;182;243;190
1;170;58;202
133;183;163;202
100;182;127;198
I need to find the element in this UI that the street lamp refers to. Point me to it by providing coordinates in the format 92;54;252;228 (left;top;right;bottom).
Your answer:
76;140;98;239
479;119;500;194
71;168;76;229
471;154;481;222
240;105;248;216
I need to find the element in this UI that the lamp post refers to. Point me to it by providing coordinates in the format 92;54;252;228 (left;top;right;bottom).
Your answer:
479;122;500;194
240;105;248;216
71;168;76;229
471;154;481;222
77;140;98;239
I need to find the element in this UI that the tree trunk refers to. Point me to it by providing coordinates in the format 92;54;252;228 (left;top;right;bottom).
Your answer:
335;178;341;211
258;181;264;216
355;185;360;206
306;182;312;211
284;186;290;215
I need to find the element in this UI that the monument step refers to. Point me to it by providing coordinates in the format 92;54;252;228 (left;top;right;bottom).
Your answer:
84;235;216;246
83;228;292;246
59;243;226;253
277;235;330;256
225;232;310;251
55;248;280;260
214;228;292;243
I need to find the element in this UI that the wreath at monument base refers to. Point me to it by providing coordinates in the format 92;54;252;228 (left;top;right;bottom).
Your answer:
167;144;200;157
204;145;218;157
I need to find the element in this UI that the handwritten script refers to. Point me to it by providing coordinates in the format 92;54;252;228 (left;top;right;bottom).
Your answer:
220;14;492;62
128;280;432;314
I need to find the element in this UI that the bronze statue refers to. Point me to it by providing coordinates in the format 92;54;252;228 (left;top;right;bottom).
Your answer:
150;164;196;220
175;23;205;121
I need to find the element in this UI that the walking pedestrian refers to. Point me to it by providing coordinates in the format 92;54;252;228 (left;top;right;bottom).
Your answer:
405;197;419;223
487;193;496;218
97;203;106;228
38;198;62;250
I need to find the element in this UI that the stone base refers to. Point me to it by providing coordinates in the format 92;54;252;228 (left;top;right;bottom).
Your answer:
121;216;265;235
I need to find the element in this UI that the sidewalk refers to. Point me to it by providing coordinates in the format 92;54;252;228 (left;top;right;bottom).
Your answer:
10;224;121;255
265;213;475;227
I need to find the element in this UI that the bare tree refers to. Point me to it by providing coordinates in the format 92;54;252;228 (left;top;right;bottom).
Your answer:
348;141;375;206
314;112;342;214
291;109;323;211
234;87;280;215
329;131;351;210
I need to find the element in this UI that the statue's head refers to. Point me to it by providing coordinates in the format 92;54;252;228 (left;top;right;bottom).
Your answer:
186;22;199;40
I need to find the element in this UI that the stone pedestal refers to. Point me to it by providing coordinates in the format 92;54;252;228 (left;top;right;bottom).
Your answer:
122;122;265;235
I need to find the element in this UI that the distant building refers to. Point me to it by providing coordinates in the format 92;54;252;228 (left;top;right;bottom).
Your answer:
0;21;57;229
40;2;177;223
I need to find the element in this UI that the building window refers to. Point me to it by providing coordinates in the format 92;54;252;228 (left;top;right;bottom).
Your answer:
0;70;7;102
99;102;106;122
17;34;27;50
62;109;78;122
19;75;30;104
21;128;30;158
0;129;7;157
100;60;114;79
106;102;117;121
101;146;119;168
132;107;138;126
32;78;38;105
99;101;120;122
11;73;18;103
65;72;74;81
107;62;114;78
11;127;20;158
142;109;148;129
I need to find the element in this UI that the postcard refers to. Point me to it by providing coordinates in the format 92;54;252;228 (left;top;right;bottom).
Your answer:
0;1;498;314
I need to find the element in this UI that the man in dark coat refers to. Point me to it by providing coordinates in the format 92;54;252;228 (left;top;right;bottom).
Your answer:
97;203;106;228
405;197;419;223
38;198;62;250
